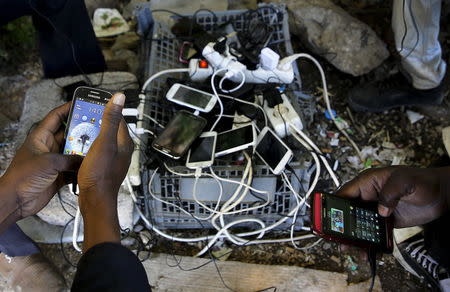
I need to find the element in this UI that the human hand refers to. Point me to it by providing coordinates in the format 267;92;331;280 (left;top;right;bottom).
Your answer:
0;103;81;226
77;93;134;251
336;166;449;228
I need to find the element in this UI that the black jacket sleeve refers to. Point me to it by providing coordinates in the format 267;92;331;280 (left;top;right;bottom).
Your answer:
71;242;151;292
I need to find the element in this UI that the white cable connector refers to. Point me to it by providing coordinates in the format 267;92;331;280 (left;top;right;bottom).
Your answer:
122;108;139;117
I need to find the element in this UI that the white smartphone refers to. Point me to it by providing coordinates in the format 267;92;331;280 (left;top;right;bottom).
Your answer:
215;124;257;158
186;131;217;169
166;83;217;113
255;127;293;175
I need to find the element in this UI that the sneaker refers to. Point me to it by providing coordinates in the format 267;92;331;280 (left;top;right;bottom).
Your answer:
348;74;444;112
394;233;450;291
0;253;67;292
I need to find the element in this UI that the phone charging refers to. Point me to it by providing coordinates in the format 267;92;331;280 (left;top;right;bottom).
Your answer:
186;132;217;169
215;124;256;158
255;127;293;175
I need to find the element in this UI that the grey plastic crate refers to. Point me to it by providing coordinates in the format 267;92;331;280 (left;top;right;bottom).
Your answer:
141;3;316;130
142;163;311;230
137;4;314;230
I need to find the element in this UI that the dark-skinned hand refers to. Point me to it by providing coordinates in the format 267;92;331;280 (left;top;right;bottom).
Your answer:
77;93;134;251
0;103;81;227
336;166;449;228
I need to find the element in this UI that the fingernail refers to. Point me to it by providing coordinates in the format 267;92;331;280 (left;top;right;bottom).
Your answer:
378;205;390;217
112;93;125;106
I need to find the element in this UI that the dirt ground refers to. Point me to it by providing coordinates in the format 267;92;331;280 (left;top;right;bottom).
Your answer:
1;1;450;291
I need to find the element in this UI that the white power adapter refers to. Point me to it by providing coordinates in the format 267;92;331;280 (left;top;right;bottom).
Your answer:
260;48;280;71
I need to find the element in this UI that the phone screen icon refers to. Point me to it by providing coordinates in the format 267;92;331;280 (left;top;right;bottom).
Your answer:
63;98;105;156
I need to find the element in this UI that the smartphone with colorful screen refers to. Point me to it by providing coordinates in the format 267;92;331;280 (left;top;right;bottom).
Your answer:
63;87;112;156
311;192;394;253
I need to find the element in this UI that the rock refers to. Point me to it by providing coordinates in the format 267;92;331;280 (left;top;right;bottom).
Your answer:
269;0;389;76
114;49;139;75
330;255;341;265
322;242;331;250
122;0;148;19
37;185;76;226
0;112;12;133
0;75;33;123
102;49;115;61
443;126;450;157
111;32;140;51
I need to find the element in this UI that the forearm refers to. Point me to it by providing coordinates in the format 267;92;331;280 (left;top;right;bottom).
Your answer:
0;176;21;233
79;191;121;252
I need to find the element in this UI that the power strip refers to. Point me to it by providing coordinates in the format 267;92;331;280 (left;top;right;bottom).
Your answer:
262;94;303;138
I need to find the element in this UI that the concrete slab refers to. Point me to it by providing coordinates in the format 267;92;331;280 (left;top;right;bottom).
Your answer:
142;253;383;292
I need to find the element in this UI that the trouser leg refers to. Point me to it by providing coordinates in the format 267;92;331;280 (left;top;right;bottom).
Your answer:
0;0;106;78
31;0;106;78
0;224;39;257
0;0;32;25
392;0;446;89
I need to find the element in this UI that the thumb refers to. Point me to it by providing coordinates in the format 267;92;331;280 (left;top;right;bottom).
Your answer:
41;153;83;173
99;93;126;142
378;172;415;217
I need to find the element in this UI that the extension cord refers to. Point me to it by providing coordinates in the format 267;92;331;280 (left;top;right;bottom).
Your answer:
262;94;303;138
189;42;296;84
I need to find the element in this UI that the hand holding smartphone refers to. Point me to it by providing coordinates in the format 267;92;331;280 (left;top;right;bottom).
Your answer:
63;87;112;156
311;192;394;252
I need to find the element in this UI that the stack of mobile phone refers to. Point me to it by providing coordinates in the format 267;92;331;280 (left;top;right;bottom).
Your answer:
152;84;217;161
152;83;296;175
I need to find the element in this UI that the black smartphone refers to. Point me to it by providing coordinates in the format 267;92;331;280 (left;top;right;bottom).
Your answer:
311;192;394;253
152;110;207;159
63;86;112;156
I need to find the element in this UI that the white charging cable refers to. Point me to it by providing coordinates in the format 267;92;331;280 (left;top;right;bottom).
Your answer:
209;69;226;131
72;207;82;253
141;68;190;93
289;123;340;187
218;70;246;93
68;185;82;253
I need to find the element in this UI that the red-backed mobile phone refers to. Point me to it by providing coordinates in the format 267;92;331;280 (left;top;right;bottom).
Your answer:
311;192;394;253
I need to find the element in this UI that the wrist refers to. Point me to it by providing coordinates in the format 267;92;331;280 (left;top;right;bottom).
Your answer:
79;189;117;214
0;176;22;231
79;189;121;252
